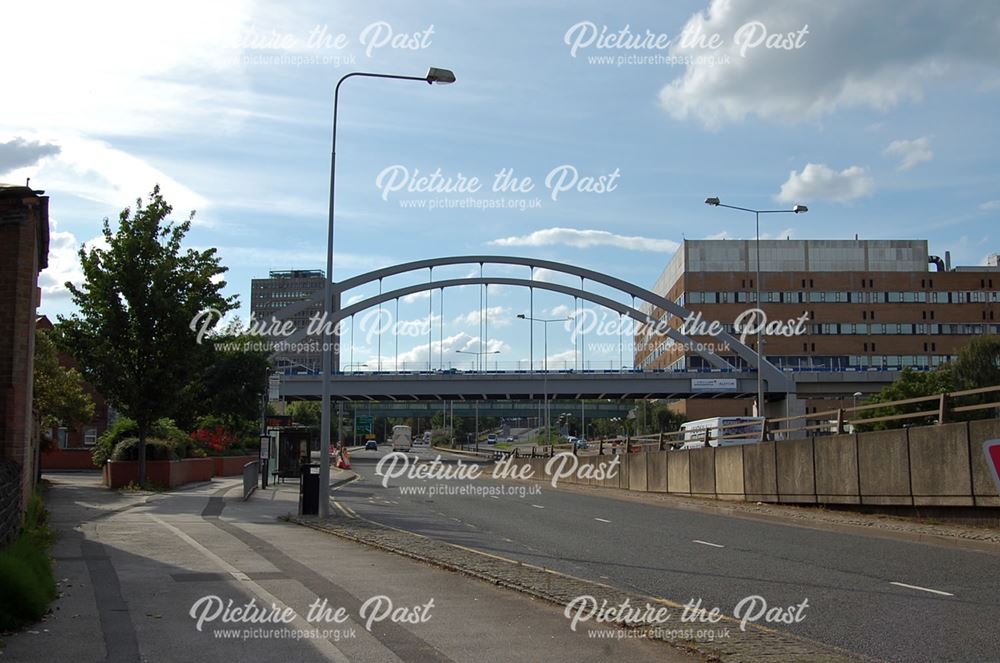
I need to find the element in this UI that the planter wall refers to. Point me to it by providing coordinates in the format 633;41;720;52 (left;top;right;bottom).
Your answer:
41;448;98;470
103;458;215;489
213;455;259;477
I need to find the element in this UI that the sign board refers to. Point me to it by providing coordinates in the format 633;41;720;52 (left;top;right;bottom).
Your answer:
691;378;738;391
268;374;281;401
259;435;271;460
355;415;374;434
984;440;1000;493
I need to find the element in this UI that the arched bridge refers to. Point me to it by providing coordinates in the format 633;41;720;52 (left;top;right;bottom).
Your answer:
271;255;797;401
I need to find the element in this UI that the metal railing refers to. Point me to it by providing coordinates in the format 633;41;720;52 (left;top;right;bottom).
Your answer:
622;383;1000;449
243;460;259;500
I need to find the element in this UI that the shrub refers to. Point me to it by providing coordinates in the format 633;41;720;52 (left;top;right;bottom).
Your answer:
110;437;178;461
0;494;57;630
190;424;246;456
92;417;188;466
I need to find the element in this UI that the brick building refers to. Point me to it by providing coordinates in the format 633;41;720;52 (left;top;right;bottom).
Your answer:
636;239;999;419
36;316;113;470
0;184;49;545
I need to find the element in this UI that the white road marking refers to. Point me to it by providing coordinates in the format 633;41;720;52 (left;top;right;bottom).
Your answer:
692;539;725;548
594;517;611;523
890;581;954;597
531;504;545;509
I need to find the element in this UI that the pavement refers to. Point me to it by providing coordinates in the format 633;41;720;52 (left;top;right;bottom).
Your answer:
332;446;1000;663
0;470;696;663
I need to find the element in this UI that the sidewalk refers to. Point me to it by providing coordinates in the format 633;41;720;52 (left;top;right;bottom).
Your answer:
0;472;697;663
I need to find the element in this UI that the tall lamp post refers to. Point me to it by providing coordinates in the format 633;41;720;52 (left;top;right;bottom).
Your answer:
455;349;500;373
704;197;808;417
319;67;456;518
517;314;570;446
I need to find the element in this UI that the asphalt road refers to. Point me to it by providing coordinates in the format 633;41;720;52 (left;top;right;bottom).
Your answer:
337;446;1000;663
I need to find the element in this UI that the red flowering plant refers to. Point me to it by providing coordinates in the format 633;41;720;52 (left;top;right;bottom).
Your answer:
190;425;240;455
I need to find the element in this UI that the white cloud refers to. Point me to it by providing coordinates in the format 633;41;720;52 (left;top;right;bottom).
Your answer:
777;163;874;203
706;231;731;240
401;291;431;304
37;221;108;303
453;306;512;327
370;332;508;368
550;304;575;318
490;227;678;253
883;137;933;170
1;0;253;138
979;200;1000;210
658;0;1000;128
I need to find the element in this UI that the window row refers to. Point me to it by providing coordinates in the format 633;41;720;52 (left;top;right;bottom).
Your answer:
683;290;1000;305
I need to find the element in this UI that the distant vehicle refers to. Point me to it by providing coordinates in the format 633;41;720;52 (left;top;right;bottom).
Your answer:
486;434;498;445
364;440;378;451
678;417;765;450
506;436;514;443
417;431;432;446
574;438;589;450
392;425;412;452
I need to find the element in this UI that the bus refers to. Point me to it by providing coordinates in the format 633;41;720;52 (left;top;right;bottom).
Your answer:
391;425;412;452
678;417;764;450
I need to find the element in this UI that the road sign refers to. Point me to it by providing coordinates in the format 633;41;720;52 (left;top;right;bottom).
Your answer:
355;415;374;434
268;373;281;401
691;378;737;391
259;434;270;459
984;440;1000;493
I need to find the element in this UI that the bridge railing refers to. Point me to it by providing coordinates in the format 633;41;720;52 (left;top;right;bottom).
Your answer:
596;384;1000;449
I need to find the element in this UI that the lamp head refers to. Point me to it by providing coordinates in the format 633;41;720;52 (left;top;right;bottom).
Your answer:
516;313;526;319
793;204;808;213
426;67;456;85
704;197;720;206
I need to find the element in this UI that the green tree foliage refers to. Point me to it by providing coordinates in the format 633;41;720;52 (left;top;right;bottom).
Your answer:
33;328;94;432
189;333;271;439
860;367;954;431
58;186;236;485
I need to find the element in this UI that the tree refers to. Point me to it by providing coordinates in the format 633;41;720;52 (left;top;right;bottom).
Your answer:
33;328;94;433
191;333;271;439
651;404;686;435
950;335;1000;390
860;367;954;431
58;186;236;485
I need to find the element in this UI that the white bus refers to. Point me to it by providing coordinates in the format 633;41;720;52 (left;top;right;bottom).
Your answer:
391;425;412;452
678;417;764;450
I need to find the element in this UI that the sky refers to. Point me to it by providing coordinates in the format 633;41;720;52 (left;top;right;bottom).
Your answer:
4;0;999;371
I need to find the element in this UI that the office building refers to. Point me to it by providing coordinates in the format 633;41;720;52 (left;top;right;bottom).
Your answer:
250;269;325;373
636;239;999;418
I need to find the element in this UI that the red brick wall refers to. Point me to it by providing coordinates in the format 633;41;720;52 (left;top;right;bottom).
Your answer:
0;186;48;545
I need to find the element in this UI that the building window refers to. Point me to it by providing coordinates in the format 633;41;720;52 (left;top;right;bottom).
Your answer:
84;429;97;446
58;427;69;449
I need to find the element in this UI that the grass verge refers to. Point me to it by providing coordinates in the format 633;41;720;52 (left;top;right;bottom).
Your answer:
0;493;57;631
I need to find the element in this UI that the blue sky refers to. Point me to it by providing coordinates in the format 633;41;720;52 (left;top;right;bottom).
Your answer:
3;0;999;370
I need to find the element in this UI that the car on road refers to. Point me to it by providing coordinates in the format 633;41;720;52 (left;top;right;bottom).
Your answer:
487;434;498;445
506;436;514;443
574;438;589;449
364;440;378;451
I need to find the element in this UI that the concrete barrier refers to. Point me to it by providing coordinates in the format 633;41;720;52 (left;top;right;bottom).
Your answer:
502;418;1000;511
908;423;972;506
814;433;859;504
714;446;745;500
857;430;911;505
627;453;647;492
666;451;690;495
742;442;778;502
647;451;667;493
689;447;716;497
776;438;816;503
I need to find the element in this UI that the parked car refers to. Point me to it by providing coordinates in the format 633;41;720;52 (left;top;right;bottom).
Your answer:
364;440;378;451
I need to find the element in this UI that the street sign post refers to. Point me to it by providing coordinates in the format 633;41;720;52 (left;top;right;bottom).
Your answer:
984;440;1000;493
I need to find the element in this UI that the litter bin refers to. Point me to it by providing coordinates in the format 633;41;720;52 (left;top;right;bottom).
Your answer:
299;462;320;515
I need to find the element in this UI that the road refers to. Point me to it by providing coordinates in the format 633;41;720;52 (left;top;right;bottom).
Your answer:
337;446;1000;663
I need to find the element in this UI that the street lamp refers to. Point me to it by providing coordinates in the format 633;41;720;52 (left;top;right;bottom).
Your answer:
517;314;571;446
852;391;863;411
319;67;456;518
704;197;808;416
455;349;500;373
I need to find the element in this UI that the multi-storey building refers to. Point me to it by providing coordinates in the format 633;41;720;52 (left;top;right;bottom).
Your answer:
636;239;999;419
250;269;325;373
